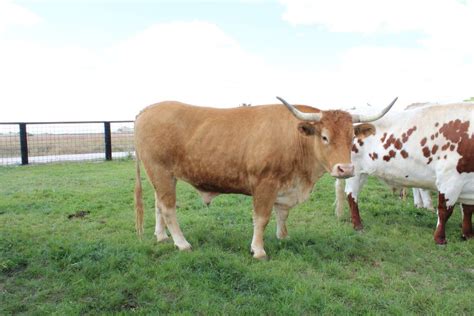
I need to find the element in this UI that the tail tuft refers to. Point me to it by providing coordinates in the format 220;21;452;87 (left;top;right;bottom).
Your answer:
135;151;144;238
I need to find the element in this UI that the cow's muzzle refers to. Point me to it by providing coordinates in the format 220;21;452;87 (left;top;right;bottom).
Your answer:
331;163;355;179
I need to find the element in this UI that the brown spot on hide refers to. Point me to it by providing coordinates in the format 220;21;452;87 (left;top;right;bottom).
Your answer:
422;146;431;158
402;133;408;143
441;142;450;151
421;137;427;146
400;126;417;143
407;126;417;136
384;134;396;149
436;114;473;172
383;150;396;162
431;135;435;140
401;150;409;159
357;138;364;146
369;152;378;160
394;139;403;150
352;144;359;153
432;144;439;155
380;132;387;143
444;155;447;159
439;119;469;143
435;122;439;127
456;132;474;173
427;157;433;164
435;132;439;138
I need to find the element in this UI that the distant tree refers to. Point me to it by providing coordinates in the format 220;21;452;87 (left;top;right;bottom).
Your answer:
463;96;474;102
240;103;251;107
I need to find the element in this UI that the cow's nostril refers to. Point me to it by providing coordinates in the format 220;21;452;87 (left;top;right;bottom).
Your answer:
338;165;344;173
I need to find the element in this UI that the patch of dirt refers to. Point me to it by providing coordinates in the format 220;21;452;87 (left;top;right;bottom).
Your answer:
67;210;90;219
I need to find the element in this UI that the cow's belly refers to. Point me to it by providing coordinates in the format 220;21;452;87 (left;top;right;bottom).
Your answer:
459;178;474;204
379;176;437;191
275;179;313;208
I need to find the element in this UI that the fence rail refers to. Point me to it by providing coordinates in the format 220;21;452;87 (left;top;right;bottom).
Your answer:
0;121;135;166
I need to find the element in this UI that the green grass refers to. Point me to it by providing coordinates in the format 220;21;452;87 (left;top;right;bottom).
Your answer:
1;160;473;315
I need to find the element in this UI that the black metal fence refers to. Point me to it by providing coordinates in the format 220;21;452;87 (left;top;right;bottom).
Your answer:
0;121;134;166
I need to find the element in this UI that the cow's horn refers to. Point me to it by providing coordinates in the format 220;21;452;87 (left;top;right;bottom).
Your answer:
277;96;322;122
352;97;398;123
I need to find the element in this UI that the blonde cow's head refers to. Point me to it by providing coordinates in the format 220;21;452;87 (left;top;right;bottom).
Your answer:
277;96;398;179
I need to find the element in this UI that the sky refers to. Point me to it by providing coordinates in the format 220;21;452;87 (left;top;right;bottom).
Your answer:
1;0;473;122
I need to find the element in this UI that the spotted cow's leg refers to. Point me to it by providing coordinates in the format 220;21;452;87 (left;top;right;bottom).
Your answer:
420;189;434;211
433;193;455;245
251;183;278;259
413;188;423;208
274;204;290;240
154;191;169;242
346;174;367;231
461;204;474;240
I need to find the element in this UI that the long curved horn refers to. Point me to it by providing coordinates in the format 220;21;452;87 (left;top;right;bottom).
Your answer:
352;97;398;123
276;96;322;122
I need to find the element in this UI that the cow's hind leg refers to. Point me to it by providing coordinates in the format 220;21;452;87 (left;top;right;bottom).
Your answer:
274;204;290;240
251;184;278;259
154;191;169;242
148;168;191;251
461;204;474;240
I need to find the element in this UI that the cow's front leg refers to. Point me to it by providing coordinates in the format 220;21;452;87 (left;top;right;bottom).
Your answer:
461;204;474;240
345;173;367;230
347;193;363;230
434;193;454;245
274;204;290;240
251;185;278;260
413;188;424;208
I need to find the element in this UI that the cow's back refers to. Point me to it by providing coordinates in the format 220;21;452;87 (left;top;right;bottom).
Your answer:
135;101;316;194
352;103;474;196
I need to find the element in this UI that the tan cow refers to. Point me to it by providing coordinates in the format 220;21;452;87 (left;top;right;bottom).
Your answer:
134;97;397;259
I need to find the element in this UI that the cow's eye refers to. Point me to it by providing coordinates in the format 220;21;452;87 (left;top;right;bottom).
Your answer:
322;135;329;143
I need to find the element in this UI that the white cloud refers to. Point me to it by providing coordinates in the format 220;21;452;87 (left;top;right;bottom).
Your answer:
280;0;474;36
279;0;474;109
0;20;287;121
1;1;473;122
0;0;42;33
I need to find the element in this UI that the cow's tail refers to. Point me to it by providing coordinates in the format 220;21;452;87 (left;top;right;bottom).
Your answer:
134;150;144;238
334;178;346;219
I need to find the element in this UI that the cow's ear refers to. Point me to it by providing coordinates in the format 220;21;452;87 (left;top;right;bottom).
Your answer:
354;123;376;138
298;122;320;136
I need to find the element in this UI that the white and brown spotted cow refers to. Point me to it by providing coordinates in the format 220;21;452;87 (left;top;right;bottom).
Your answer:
134;97;397;259
335;103;474;244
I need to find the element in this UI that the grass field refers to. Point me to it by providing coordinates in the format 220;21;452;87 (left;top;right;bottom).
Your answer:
1;160;473;314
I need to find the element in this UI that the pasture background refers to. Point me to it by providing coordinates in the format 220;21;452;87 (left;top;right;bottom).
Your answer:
1;160;473;314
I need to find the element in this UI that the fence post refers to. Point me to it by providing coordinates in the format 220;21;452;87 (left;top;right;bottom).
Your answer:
104;122;112;161
19;123;29;165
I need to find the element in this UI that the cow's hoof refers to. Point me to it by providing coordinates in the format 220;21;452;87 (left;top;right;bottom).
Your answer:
461;233;474;241
250;248;267;260
176;242;192;251
354;224;364;231
253;253;268;261
434;237;447;245
155;234;170;243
